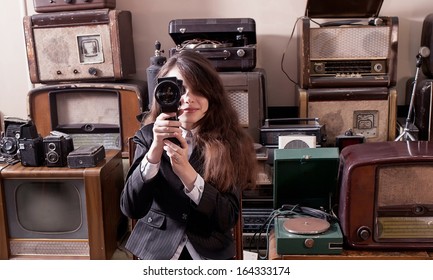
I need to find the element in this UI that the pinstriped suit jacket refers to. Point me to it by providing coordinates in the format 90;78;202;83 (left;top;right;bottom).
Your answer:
120;124;241;260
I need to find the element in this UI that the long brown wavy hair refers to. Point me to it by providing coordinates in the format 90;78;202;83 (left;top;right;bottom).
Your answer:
144;51;257;193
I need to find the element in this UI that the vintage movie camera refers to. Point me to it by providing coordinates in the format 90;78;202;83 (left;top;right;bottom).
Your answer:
43;131;74;167
154;77;184;115
154;77;184;146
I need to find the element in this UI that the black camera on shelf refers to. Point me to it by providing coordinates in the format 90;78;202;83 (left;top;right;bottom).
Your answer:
18;120;45;167
154;76;184;116
0;118;25;157
43;131;74;167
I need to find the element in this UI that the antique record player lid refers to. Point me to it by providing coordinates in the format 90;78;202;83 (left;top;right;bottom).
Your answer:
305;0;384;18
168;18;256;47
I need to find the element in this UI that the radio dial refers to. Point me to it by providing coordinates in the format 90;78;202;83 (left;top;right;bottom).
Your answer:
88;67;98;76
236;49;246;57
373;63;383;73
313;63;325;74
357;226;371;241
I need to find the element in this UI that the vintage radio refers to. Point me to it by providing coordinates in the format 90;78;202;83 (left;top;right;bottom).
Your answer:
219;69;266;143
0;150;126;259
273;147;339;211
338;141;433;249
298;0;398;88
33;0;116;13
260;118;326;147
23;9;136;84
168;18;257;71
297;86;397;146
27;81;147;158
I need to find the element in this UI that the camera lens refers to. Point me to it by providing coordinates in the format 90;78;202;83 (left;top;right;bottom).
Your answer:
155;81;181;106
0;137;18;154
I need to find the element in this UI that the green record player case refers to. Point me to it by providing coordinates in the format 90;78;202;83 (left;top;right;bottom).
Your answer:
273;148;339;211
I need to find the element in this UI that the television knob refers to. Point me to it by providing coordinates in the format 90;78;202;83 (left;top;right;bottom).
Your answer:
357;226;371;241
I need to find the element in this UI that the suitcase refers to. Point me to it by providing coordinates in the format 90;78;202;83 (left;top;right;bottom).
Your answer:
168;18;257;71
23;9;136;84
33;0;116;13
27;80;147;158
297;86;397;146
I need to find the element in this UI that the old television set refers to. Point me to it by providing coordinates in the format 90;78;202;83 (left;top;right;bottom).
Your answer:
338;141;433;249
28;81;147;158
0;150;126;259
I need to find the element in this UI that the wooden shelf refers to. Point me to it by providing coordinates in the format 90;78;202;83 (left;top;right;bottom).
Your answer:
268;232;433;260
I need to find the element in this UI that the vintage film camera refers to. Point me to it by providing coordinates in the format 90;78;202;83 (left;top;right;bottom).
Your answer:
0;119;23;159
0;118;44;166
154;77;184;146
18;121;45;167
43;131;74;167
154;77;184;115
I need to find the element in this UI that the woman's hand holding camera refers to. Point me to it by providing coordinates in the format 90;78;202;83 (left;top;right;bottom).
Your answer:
146;112;181;164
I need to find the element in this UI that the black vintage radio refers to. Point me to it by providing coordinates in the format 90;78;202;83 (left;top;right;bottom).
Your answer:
23;9;136;84
260;118;326;147
298;0;398;88
338;141;433;249
33;0;116;13
168;18;256;72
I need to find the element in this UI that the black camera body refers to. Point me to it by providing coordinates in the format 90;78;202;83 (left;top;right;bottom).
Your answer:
0;118;26;156
154;76;184;115
43;131;74;167
18;120;45;167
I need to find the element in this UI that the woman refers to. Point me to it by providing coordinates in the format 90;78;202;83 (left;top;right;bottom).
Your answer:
120;51;257;260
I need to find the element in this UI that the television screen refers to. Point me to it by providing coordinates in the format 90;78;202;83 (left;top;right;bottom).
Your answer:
5;179;88;239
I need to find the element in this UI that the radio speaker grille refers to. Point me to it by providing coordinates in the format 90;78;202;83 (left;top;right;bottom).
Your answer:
227;90;249;127
310;26;390;59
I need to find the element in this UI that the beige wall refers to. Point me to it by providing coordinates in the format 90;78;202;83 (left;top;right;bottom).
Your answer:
1;0;433;123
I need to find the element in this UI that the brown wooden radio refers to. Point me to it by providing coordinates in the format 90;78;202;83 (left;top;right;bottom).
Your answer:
27;81;147;158
23;9;136;84
338;141;433;250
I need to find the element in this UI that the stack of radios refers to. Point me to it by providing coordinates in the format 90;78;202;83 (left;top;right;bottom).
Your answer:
296;0;398;146
24;0;147;160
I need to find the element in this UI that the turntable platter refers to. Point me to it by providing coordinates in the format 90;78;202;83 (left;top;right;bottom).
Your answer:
283;217;330;234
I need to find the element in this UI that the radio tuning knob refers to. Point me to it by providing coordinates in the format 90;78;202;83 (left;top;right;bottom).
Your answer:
88;67;98;76
237;49;246;57
64;0;73;3
357;226;371;241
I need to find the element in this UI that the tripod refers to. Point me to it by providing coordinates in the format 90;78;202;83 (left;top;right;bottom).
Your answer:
395;47;430;141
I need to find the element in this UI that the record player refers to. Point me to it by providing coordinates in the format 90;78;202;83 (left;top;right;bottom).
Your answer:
274;215;343;255
168;18;256;71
